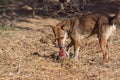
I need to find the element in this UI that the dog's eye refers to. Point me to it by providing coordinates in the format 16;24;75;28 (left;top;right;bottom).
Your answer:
60;37;64;39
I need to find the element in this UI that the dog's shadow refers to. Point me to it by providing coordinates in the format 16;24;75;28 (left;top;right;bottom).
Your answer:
31;52;60;61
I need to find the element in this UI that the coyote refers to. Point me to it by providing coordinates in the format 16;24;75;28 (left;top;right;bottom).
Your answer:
51;13;119;64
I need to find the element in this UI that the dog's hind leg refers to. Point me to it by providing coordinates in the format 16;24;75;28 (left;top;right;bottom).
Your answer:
99;24;116;64
99;36;109;64
106;35;112;55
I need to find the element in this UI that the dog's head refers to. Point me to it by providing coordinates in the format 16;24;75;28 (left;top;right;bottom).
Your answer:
111;12;120;27
51;19;69;48
50;19;70;57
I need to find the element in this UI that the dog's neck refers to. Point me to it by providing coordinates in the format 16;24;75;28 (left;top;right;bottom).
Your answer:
65;19;73;38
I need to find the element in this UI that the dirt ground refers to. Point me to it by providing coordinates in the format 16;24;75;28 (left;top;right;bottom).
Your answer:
0;0;120;80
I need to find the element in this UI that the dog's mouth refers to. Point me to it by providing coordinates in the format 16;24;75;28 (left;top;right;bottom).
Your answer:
59;48;65;57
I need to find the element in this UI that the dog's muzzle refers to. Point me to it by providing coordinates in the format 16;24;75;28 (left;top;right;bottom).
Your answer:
59;47;65;57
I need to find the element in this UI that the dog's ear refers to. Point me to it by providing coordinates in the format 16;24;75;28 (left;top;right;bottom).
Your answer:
61;20;67;25
49;25;56;29
61;24;66;30
60;20;68;31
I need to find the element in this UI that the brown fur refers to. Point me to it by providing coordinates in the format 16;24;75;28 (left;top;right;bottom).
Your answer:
51;13;119;64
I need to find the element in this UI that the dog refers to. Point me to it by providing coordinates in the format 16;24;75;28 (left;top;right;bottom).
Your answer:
51;13;119;64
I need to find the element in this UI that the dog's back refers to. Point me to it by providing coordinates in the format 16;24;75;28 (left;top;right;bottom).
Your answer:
69;13;110;38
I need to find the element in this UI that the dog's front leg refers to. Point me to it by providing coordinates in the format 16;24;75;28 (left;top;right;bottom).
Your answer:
66;41;74;58
73;40;80;61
